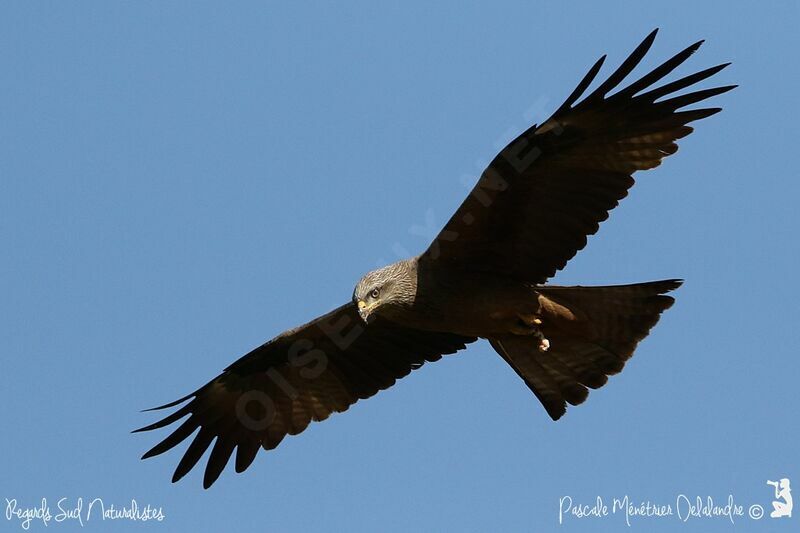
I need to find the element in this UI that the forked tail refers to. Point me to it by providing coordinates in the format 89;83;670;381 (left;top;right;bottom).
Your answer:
490;279;681;420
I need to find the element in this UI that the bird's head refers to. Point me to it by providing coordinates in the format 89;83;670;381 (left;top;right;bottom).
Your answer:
353;260;416;324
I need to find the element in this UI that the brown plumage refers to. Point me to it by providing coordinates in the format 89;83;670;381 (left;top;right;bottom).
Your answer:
493;280;682;420
136;29;733;488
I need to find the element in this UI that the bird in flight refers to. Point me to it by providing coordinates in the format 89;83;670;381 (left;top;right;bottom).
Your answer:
136;29;733;488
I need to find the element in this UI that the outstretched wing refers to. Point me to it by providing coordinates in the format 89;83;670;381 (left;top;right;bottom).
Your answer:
424;29;734;283
135;303;475;488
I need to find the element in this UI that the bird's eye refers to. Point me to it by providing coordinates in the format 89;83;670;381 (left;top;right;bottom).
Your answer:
370;288;380;299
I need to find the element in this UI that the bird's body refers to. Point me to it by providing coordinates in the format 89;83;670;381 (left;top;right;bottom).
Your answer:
136;29;734;488
358;257;542;338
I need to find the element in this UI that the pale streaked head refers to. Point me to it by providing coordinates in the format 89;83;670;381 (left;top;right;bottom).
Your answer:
352;260;417;323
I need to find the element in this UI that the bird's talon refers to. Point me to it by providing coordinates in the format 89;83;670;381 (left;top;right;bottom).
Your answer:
538;338;550;352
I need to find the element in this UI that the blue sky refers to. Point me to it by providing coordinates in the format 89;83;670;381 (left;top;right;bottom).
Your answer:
1;2;798;532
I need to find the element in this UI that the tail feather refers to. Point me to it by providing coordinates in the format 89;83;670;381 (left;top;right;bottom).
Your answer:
491;279;680;420
538;279;681;355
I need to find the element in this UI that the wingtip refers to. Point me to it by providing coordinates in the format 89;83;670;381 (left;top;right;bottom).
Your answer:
139;441;165;460
708;62;733;76
635;29;658;55
141;394;193;412
132;422;159;433
687;39;705;54
131;418;172;434
591;54;608;76
643;28;659;46
548;406;566;421
660;279;684;293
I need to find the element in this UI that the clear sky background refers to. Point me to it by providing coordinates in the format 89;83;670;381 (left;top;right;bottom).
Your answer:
2;2;798;532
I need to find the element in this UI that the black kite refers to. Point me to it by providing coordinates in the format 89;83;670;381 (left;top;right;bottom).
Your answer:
136;30;733;488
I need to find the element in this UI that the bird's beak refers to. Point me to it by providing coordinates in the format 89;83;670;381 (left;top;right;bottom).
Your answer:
357;300;373;323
